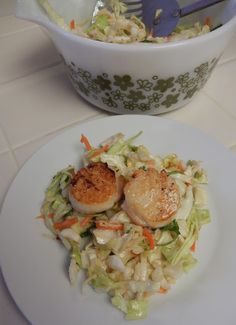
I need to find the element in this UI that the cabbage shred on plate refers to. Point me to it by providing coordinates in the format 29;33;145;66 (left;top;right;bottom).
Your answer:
39;132;211;320
38;0;210;44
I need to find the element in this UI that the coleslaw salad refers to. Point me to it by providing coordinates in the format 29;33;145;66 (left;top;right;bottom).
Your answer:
38;131;211;320
38;0;211;44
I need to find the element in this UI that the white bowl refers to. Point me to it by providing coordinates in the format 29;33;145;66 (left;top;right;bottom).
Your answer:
16;0;236;114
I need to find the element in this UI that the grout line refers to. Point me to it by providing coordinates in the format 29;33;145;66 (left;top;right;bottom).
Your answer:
218;56;236;66
10;112;107;152
0;61;62;87
0;126;20;168
202;58;236;124
0;14;13;18
0;14;16;18
202;89;236;123
0;22;62;86
0;125;10;155
201;90;236;148
0;148;10;155
0;14;37;35
0;148;9;155
0;24;37;39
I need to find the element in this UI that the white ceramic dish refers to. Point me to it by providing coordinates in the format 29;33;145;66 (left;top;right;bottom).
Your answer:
0;115;236;325
16;0;236;114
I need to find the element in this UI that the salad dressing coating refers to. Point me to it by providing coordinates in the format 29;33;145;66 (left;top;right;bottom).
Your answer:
39;132;211;320
38;0;211;44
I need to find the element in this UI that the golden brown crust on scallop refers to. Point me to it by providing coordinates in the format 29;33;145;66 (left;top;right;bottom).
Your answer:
70;162;117;205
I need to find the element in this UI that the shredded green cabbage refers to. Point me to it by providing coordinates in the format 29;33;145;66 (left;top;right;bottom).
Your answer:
41;166;74;221
126;299;148;320
37;0;210;44
39;132;211;320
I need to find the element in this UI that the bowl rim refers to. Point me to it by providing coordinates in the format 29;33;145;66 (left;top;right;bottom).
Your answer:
31;10;236;51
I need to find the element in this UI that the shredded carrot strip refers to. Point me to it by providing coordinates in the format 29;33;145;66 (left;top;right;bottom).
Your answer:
204;16;212;28
70;19;75;30
96;221;124;231
54;217;78;230
80;134;92;151
36;213;54;220
143;228;155;250
143;291;152;298
159;287;168;294
90;144;109;158
185;181;192;186
36;215;45;220
190;242;196;252
80;214;93;227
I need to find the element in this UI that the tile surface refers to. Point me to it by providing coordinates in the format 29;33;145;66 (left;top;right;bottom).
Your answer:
219;32;236;65
0;27;61;84
0;15;35;36
166;92;236;147
0;64;102;148
13;112;109;167
1;9;236;325
0;0;16;17
204;60;236;120
0;127;9;154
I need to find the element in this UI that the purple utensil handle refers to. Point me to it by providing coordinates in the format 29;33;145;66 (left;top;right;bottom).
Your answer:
180;0;227;17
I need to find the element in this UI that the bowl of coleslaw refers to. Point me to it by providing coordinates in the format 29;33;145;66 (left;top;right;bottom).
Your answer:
16;0;236;114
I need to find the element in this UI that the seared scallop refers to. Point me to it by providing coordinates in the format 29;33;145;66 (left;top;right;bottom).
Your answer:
123;169;180;228
69;162;123;214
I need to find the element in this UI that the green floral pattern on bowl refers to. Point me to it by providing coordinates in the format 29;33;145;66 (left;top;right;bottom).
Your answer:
63;57;218;113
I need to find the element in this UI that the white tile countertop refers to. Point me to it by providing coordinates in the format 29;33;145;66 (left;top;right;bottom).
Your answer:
0;2;236;324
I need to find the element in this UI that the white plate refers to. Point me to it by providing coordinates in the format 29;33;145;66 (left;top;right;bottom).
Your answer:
0;115;236;325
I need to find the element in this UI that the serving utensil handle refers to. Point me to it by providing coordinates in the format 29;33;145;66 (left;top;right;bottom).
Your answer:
180;0;227;17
